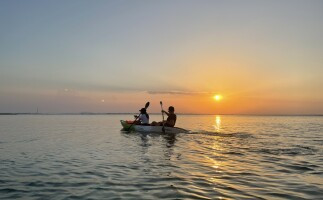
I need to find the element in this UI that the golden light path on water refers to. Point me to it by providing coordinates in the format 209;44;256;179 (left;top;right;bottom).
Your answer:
211;116;222;171
180;115;229;194
180;115;264;196
214;115;221;132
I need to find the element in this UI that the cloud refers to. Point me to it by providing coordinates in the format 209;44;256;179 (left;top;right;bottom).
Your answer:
146;90;214;96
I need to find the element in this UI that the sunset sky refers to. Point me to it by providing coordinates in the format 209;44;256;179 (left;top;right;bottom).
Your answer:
1;0;322;114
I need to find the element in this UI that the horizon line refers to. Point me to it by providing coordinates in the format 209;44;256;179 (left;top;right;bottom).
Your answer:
0;112;322;116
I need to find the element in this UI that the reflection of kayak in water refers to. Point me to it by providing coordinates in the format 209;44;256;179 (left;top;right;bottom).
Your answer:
120;120;189;134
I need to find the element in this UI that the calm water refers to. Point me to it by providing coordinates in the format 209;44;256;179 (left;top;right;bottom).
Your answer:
0;115;322;199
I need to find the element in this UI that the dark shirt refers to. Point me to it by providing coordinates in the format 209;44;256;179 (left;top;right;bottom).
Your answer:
166;113;177;127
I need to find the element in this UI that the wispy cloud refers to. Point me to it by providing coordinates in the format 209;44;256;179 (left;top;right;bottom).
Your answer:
147;91;214;96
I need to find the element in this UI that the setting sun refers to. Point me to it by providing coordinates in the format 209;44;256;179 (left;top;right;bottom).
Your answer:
213;95;222;101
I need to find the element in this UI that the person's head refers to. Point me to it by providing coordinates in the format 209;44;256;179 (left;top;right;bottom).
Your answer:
139;108;147;114
168;106;175;113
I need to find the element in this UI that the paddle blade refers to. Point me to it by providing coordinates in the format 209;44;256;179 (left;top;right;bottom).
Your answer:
160;101;162;105
145;102;150;109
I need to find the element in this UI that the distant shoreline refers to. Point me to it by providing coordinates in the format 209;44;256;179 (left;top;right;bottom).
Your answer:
0;113;322;116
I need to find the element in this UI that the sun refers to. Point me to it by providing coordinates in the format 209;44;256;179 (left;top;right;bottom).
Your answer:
213;95;222;101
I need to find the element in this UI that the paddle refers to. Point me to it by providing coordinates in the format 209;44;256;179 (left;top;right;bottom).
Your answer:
160;101;165;133
127;102;150;132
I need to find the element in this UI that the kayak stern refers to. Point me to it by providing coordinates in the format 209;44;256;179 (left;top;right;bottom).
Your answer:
120;120;134;131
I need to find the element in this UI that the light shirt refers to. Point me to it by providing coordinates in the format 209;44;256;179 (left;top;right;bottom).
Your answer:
139;114;149;124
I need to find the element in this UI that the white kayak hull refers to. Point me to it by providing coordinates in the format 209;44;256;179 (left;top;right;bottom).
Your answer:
120;120;188;134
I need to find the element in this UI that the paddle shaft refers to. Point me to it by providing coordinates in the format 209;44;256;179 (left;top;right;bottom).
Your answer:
128;114;140;131
160;101;165;133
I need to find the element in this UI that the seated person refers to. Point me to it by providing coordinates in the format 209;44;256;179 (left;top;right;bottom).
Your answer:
134;108;149;125
151;106;177;127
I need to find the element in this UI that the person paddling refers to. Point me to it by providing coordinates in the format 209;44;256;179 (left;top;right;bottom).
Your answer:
134;108;149;125
162;106;177;127
152;106;177;127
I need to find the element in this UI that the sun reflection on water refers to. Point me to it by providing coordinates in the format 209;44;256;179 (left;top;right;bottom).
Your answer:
213;115;221;132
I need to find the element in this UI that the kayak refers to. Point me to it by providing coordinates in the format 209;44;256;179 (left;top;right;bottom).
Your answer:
120;120;189;134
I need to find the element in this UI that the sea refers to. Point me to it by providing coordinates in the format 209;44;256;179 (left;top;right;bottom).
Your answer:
0;114;322;199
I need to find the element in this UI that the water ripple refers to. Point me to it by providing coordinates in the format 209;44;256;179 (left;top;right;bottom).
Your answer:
0;115;322;199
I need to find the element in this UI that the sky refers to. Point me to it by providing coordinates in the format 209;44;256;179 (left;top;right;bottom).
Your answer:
0;0;322;114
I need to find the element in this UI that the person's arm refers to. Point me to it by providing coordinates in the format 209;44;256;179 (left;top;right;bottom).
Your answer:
162;110;170;116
